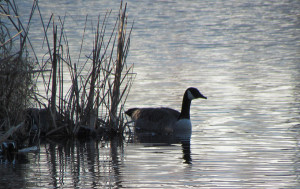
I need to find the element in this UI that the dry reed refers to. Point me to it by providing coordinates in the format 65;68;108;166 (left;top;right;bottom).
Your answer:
0;0;135;151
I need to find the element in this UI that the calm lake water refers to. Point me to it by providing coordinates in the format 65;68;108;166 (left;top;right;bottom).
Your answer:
1;0;300;188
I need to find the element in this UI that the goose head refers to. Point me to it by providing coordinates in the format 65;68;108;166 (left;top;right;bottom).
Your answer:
178;87;207;120
186;87;207;100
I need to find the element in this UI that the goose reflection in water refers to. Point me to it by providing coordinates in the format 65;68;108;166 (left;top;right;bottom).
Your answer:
134;131;193;164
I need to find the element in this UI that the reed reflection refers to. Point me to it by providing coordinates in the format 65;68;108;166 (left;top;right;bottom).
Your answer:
0;152;28;188
35;139;124;188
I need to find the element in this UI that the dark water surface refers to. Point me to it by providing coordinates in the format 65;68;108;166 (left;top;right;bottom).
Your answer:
1;0;300;188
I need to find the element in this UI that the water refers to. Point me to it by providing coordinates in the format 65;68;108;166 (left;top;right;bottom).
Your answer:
1;0;300;188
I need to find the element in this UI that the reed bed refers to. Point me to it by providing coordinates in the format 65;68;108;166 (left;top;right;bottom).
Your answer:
0;0;134;154
0;0;36;146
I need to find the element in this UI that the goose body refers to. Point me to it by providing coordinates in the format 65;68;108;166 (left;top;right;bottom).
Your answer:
125;87;206;134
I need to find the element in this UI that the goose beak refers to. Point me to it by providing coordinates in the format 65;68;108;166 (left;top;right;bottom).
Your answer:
198;93;207;99
200;95;207;99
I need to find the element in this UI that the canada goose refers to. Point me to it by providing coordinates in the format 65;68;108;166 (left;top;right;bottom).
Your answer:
125;87;207;134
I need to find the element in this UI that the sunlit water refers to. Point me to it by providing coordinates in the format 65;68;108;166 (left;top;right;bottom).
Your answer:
1;0;300;188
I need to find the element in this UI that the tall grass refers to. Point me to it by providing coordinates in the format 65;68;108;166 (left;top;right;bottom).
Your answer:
0;0;35;130
0;0;134;143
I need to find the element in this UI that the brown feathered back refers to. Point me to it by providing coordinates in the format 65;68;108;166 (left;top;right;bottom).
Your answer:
125;108;180;133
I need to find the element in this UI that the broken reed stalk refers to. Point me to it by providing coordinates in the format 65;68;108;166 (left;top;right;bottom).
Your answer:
83;15;103;126
50;24;57;126
110;2;127;130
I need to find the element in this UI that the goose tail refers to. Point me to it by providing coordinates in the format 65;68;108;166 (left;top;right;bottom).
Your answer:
125;108;138;117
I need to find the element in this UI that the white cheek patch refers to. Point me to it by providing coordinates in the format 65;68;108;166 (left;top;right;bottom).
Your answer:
187;90;195;100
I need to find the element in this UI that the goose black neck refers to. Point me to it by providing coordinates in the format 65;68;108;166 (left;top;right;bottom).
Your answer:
178;92;191;120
